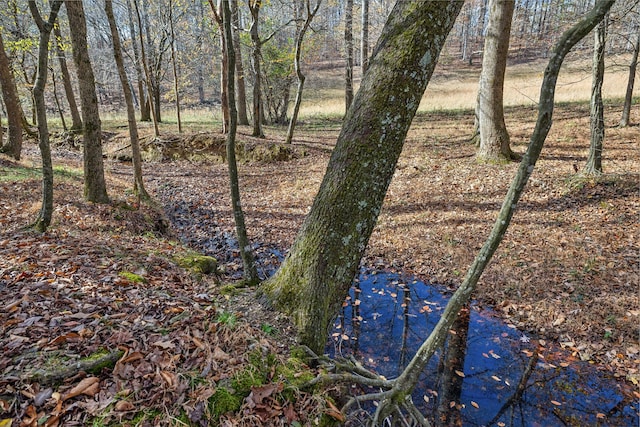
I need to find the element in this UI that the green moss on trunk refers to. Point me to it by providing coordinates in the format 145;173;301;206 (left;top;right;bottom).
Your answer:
260;0;465;354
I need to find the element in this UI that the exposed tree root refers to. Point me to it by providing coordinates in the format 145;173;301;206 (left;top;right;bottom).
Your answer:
300;347;429;426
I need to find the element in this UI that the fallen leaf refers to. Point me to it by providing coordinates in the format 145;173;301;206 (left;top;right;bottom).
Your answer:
62;377;100;401
551;400;562;406
454;370;465;378
213;347;229;361
325;399;345;422
247;383;282;406
471;401;479;409
43;415;60;427
0;419;13;427
152;340;175;350
284;403;298;423
121;351;145;364
160;370;177;388
115;400;135;411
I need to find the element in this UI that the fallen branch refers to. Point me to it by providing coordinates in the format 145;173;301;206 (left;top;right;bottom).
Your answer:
18;349;124;385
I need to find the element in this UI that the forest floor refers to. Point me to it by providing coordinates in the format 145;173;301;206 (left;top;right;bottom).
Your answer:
1;100;638;426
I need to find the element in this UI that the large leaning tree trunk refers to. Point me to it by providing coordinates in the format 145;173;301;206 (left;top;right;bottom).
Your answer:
585;14;607;175
285;0;321;145
65;0;110;204
222;0;259;284
105;0;149;200
477;0;515;162
28;0;63;232
259;0;465;355
330;1;614;424
0;32;24;160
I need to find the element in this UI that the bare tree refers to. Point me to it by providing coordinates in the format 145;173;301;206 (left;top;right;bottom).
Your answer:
53;25;82;132
208;0;230;134
344;0;354;110
620;26;639;127
65;0;110;203
231;0;249;126
222;0;259;284
248;0;265;138
28;0;64;232
168;0;182;133
132;0;160;136
285;0;321;145
585;13;608;175
126;0;151;122
105;0;149;200
0;32;23;160
49;66;66;130
361;0;369;75
477;0;516;162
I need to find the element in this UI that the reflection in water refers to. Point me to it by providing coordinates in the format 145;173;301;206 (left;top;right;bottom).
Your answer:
435;304;470;427
329;270;639;426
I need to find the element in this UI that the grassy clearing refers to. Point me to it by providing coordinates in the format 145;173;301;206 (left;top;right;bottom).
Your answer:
0;163;83;182
69;52;635;138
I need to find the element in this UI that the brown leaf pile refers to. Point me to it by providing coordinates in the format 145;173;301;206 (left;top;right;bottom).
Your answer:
0;148;324;426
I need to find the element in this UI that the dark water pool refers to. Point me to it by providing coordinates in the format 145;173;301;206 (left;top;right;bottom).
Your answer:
329;269;639;426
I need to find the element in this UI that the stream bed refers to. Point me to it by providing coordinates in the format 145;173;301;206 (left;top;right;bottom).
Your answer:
154;185;637;425
329;269;639;426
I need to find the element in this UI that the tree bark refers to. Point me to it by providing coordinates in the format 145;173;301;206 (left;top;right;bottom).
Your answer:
65;0;110;204
168;0;182;133
127;0;151;122
361;0;369;75
620;28;639;127
231;0;249;126
222;0;259;284
50;67;67;131
105;0;149;200
248;0;264;138
0;32;23;160
260;0;465;355
53;25;82;132
28;0;63;232
477;0;515;162
133;0;160;136
585;15;607;175
435;305;470;427
285;0;321;145
344;0;354;110
141;0;162;124
208;0;229;134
